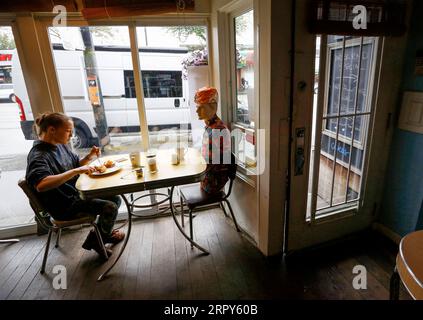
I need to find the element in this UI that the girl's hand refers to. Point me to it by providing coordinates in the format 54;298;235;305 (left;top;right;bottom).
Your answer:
89;146;101;159
74;165;95;175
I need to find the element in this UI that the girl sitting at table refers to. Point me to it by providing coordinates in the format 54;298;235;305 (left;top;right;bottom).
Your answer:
25;112;124;258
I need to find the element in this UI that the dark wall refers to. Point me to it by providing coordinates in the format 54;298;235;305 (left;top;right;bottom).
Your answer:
379;0;423;236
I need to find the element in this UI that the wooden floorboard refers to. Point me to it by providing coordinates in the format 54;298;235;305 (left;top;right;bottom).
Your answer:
134;219;154;299
0;210;413;300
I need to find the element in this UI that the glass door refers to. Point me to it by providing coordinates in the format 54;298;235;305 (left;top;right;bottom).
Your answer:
285;0;391;252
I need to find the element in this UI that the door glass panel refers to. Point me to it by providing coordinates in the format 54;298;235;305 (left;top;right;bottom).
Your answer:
0;26;33;229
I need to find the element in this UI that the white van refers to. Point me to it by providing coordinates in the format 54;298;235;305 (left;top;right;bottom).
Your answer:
12;44;191;148
0;50;14;102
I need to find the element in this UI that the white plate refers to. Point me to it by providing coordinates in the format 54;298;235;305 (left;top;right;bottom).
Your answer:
90;163;122;176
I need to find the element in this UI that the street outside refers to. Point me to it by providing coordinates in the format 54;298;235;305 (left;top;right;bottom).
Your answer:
0;101;34;228
0;102;33;171
0;101;193;229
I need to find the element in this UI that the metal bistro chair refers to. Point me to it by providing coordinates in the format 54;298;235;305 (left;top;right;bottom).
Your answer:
18;178;109;274
178;153;241;247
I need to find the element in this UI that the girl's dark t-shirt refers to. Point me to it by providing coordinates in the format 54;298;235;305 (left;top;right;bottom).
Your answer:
25;140;80;217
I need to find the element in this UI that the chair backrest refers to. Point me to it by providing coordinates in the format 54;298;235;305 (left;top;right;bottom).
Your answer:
18;178;52;229
225;153;237;198
228;153;237;180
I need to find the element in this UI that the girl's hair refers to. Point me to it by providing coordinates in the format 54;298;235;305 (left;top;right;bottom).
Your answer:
33;112;72;137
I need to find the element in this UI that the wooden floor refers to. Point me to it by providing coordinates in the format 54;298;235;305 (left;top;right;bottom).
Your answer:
0;208;412;300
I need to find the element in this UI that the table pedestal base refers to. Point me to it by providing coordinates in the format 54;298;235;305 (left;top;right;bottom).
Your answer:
97;187;208;281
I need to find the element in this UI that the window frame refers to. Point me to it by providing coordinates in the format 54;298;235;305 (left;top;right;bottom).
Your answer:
226;1;258;177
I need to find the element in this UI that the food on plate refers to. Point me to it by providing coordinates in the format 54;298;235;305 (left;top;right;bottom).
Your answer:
93;165;107;173
104;159;116;168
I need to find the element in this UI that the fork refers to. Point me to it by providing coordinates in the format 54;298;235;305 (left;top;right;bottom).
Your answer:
95;155;102;167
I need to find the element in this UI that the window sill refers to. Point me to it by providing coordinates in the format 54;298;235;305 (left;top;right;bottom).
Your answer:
236;164;256;188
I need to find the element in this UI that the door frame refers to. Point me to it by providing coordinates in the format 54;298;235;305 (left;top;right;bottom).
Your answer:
285;0;409;253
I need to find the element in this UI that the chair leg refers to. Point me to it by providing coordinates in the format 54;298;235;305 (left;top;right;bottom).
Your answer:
180;196;185;228
55;229;62;248
220;202;229;217
189;209;194;248
41;228;53;274
92;224;109;259
390;266;400;300
224;199;240;232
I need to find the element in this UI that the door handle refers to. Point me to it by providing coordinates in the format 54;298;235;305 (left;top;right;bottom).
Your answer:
295;127;305;176
174;98;180;108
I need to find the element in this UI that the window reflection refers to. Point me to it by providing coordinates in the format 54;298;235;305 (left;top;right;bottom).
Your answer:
234;10;254;128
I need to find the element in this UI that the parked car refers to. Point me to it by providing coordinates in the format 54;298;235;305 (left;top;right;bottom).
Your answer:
0;83;13;102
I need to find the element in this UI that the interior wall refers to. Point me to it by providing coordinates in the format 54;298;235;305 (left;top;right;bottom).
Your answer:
379;0;423;236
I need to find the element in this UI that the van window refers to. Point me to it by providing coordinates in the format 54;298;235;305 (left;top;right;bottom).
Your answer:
124;70;183;98
0;66;12;83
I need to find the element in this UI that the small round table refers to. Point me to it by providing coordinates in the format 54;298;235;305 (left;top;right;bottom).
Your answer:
390;230;423;300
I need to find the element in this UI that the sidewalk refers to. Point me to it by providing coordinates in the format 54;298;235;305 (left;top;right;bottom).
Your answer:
0;170;33;228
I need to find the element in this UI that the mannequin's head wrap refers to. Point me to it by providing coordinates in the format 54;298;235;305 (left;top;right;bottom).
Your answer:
194;87;218;105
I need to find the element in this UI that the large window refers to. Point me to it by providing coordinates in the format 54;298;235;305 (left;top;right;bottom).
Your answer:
135;26;208;149
46;24;209;155
47;26;141;153
0;26;33;232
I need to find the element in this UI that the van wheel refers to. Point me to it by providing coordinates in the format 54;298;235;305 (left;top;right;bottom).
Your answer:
72;127;89;149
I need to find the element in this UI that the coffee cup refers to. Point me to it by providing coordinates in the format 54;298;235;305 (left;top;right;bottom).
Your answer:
130;152;141;168
147;156;157;173
176;147;187;161
171;153;179;165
